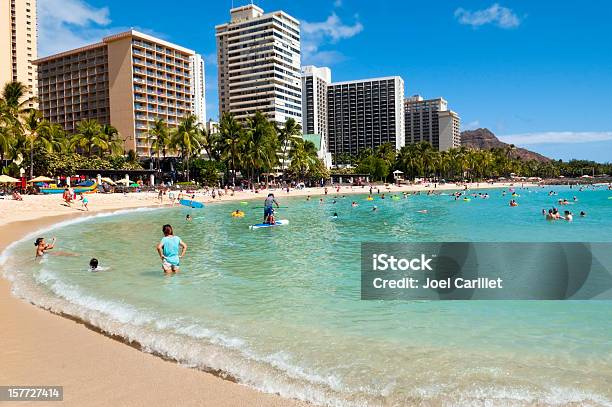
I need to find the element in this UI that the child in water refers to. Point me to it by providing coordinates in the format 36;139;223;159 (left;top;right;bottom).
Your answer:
89;258;99;271
156;224;187;274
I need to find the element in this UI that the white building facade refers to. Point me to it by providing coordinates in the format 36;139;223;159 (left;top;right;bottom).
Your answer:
216;4;302;124
189;54;206;124
301;65;331;139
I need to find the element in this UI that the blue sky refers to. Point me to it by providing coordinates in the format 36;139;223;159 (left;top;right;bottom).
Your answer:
37;0;612;162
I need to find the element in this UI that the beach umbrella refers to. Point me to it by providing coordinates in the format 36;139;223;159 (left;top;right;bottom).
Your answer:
100;177;116;185
0;175;20;183
28;176;55;183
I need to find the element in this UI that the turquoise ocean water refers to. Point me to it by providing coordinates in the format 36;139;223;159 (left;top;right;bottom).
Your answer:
2;185;612;406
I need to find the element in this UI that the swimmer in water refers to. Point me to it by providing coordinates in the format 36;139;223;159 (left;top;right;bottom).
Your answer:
306;195;311;201
186;214;192;222
332;212;338;219
89;258;99;271
372;206;378;212
580;211;586;217
351;201;358;207
35;237;56;257
564;210;573;221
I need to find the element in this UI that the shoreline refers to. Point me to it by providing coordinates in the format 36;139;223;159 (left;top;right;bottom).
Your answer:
0;210;309;406
0;181;532;406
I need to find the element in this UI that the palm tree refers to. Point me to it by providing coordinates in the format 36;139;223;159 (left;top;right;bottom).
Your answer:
101;124;123;156
243;112;278;186
277;118;302;178
289;139;319;181
0;122;14;167
170;115;202;182
37;121;67;153
219;113;243;185
23;109;48;178
71;119;105;157
1;81;35;115
199;125;221;161
148;118;170;171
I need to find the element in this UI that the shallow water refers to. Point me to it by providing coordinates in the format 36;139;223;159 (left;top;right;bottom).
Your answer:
3;186;612;406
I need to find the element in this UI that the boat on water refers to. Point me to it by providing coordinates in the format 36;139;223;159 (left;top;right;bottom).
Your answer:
40;179;98;194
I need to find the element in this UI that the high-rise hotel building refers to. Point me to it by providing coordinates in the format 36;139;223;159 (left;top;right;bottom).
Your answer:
327;76;405;157
0;0;37;108
301;65;331;139
34;30;205;156
216;4;302;124
404;95;460;151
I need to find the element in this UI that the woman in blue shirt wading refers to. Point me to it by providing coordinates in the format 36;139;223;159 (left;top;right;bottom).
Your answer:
156;224;187;274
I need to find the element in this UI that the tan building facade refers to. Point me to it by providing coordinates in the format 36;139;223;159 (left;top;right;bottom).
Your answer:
34;30;203;156
404;95;461;151
0;0;37;108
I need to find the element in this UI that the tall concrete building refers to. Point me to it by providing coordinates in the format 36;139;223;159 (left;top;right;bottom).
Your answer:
34;30;205;157
0;0;37;108
404;95;461;151
190;54;206;124
301;65;331;139
327;76;405;157
216;4;302;124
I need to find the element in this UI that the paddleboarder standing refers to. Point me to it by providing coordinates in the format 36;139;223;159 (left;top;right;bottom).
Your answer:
263;193;280;224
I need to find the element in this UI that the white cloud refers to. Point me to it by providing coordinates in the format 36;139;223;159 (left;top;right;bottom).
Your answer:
454;4;521;29
499;132;612;145
463;120;481;131
301;13;363;65
38;0;167;57
38;0;113;56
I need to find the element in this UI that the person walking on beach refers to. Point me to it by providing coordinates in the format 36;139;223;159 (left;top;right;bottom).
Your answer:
156;224;187;274
79;194;89;211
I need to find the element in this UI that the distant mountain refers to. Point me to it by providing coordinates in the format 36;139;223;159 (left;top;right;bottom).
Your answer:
461;128;551;162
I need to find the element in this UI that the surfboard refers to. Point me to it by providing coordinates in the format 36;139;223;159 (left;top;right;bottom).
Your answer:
179;199;204;208
249;219;289;229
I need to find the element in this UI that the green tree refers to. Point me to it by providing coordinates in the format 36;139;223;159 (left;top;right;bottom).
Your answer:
148;118;170;170
243;111;278;185
170;115;202;182
277;118;302;178
219;112;244;185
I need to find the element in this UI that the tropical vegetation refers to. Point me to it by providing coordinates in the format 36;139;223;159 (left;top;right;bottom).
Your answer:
2;79;609;187
335;141;612;182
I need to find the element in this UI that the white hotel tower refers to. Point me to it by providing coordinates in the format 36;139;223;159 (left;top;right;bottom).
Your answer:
189;54;206;125
215;4;302;124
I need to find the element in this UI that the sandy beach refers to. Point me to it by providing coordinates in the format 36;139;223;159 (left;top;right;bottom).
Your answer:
0;181;524;406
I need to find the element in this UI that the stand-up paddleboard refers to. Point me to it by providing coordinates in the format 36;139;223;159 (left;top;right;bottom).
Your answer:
249;219;289;229
179;199;204;208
